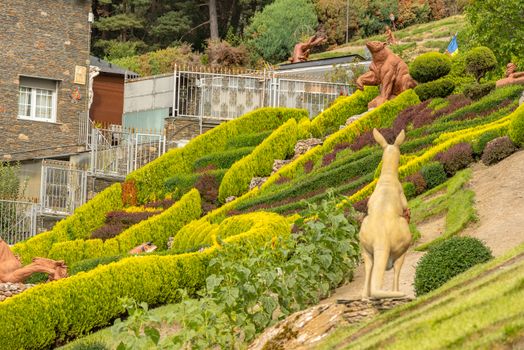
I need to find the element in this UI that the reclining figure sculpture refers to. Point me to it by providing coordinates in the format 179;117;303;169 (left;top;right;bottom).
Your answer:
289;34;327;63
0;238;67;283
359;129;411;298
356;41;417;109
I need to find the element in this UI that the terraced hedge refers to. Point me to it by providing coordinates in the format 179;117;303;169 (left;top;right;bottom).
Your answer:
309;86;379;137
127;107;308;203
47;189;202;266
218;118;299;202
12;184;123;264
0;211;292;350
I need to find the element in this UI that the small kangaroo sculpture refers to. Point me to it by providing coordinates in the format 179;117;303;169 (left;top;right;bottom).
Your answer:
359;129;411;299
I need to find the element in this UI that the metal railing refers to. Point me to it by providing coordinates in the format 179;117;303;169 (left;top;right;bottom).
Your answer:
90;126;166;178
40;160;88;215
0;199;39;244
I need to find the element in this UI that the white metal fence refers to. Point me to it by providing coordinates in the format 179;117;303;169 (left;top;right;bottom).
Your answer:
90;126;166;178
0;199;39;244
40;160;88;215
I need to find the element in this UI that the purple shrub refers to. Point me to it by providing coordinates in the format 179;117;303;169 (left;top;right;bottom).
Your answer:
333;142;351;154
350;128;396;151
303;160;314;174
435;142;474;175
405;172;427;195
321;152;336;167
195;173;219;203
393;100;432;134
275;176;291;185
352;198;368;215
144;197;176;209
91;224;126;241
481;136;517;165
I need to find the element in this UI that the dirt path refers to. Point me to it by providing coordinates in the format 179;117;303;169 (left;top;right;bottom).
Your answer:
325;150;524;301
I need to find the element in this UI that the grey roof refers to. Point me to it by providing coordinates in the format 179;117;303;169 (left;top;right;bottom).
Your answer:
278;54;366;71
90;56;139;78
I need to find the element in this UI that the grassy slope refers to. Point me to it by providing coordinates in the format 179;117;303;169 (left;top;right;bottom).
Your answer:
309;15;466;63
316;241;524;350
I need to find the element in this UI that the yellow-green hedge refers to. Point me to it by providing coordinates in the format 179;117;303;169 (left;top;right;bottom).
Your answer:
0;211;292;349
171;212;290;252
218;118;300;202
47;189;202;266
127;107;308;203
309;86;379;137
12;184;123;264
506;103;524;147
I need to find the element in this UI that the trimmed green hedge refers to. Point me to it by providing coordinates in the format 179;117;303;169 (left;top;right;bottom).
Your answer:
509;103;524;147
165;169;227;195
127;107;308;203
12;184;123;264
218;118;299;202
226;131;272;148
47;189;202;266
193;146;255;171
309;86;379;137
414;78;455;101
0;211;291;349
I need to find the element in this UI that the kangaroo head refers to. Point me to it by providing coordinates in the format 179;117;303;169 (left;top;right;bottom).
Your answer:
373;129;405;172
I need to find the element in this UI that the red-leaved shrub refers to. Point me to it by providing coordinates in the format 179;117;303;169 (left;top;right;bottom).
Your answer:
353;198;368;214
322;152;336;167
275;176;291;185
405;172;427;195
195;173;219;204
350;128;396;151
481;136;517;165
304;160;314;174
435;142;474;175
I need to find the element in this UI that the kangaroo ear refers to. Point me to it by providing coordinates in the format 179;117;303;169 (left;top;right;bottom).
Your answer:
373;128;388;148
394;130;406;146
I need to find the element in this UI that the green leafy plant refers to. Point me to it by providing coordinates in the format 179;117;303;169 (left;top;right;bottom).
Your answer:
414;78;455;101
414;236;493;296
464;46;498;83
463;81;496;100
420;162;447;189
509;105;524;147
409;52;452;83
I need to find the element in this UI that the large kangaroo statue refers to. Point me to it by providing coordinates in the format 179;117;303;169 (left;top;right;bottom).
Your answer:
0;238;67;283
359;129;411;298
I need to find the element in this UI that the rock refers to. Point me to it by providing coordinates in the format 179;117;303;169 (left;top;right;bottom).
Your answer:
249;177;268;191
225;196;237;203
293;138;322;159
340;110;371;130
0;282;34;302
167;236;174;250
272;160;291;174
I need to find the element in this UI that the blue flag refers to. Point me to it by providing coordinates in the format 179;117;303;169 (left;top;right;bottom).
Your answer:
447;35;458;56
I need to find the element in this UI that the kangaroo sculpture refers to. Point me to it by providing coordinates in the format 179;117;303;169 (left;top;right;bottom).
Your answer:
359;129;411;298
0;238;67;283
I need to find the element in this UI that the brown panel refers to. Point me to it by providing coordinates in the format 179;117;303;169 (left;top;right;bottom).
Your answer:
90;74;124;125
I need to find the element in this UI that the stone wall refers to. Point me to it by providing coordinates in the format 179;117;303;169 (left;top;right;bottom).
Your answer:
165;117;218;149
0;0;91;161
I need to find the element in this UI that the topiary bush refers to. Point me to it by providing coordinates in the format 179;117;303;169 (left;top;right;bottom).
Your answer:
414;236;493;296
404;172;427;195
464;46;497;83
402;182;417;199
509;104;524;147
435;142;474;175
420;162;447;189
409;52;452;83
414;78;455;101
481;136;517;165
463;81;496;100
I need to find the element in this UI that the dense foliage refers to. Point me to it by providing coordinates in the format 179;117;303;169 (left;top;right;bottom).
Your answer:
414;236;493;296
464;47;498;83
481;136;517;165
463;81;496;100
414;78;455;101
409;52;451;83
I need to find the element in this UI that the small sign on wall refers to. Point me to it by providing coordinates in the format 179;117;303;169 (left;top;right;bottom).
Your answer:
74;65;87;85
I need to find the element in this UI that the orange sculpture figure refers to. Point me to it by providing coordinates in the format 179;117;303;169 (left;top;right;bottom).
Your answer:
359;129;411;299
289;34;327;63
385;26;397;45
356;41;417;108
496;63;524;88
0;238;67;283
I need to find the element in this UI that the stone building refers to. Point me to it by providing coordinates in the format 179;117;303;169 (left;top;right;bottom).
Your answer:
0;0;92;199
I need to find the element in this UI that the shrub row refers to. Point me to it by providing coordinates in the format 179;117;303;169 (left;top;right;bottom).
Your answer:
12;184;123;264
193;146;255;171
218;118;299;202
0;211;292;349
226;130;272;148
47;189;202;266
127;107;308;203
309;86;379;137
171;212;290;252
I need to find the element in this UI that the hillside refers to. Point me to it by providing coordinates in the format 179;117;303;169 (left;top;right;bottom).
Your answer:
310;15;466;62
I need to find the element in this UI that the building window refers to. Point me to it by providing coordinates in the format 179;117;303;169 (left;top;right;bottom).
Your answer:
18;76;58;122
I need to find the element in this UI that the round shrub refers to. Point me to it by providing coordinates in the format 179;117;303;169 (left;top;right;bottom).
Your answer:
414;78;455;101
509;107;524;147
465;46;497;83
435;142;474;175
414;236;493;296
402;182;417;199
463;81;496;100
410;52;452;83
405;172;427;195
481;136;517;165
420;162;447;189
